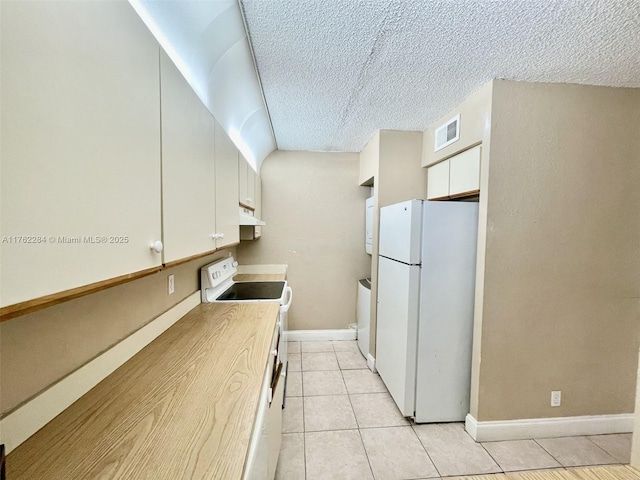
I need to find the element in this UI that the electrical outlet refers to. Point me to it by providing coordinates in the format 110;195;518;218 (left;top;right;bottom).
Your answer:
167;274;175;295
551;390;562;407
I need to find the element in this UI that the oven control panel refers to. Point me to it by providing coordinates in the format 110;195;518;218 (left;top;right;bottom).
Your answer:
201;256;239;302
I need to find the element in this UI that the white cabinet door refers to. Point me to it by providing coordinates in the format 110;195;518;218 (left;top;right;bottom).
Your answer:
160;50;216;264
245;319;280;480
238;156;249;207
245;391;269;480
267;370;284;479
449;145;481;197
238;155;257;209
254;173;263;238
214;122;240;248
247;166;257;209
0;1;162;306
426;160;450;200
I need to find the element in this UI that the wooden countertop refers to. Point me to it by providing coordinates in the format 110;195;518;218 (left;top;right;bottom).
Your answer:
233;273;286;282
7;302;281;480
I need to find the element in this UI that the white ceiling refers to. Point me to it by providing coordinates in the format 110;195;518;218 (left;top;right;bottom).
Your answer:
240;0;640;153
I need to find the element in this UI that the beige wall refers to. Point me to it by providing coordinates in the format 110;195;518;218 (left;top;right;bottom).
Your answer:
359;131;379;185
423;81;493;167
0;248;233;415
236;151;370;331
472;81;640;421
368;130;427;356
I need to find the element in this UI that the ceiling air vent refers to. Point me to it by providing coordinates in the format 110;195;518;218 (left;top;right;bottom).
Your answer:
434;114;460;152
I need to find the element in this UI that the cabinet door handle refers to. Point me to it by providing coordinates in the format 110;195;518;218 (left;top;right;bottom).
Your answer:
149;240;163;253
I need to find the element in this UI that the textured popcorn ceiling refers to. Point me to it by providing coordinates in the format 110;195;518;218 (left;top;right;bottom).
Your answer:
240;0;640;152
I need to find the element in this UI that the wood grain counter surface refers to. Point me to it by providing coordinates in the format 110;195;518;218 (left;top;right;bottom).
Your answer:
7;302;281;480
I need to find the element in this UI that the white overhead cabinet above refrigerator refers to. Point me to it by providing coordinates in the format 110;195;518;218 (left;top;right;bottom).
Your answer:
376;199;479;422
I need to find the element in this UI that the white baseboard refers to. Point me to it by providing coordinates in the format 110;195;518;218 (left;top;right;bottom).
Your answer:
285;329;356;342
367;353;377;373
465;412;634;442
0;292;201;453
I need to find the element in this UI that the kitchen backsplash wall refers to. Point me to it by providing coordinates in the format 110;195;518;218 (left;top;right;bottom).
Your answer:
1;248;234;415
237;151;370;331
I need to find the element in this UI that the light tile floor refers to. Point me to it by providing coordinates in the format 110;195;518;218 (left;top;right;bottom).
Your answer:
276;340;632;479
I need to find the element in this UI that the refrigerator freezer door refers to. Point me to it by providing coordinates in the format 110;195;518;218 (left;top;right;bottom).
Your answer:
379;199;423;265
376;255;421;417
414;201;479;422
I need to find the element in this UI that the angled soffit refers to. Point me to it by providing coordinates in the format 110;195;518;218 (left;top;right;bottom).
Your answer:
129;0;276;172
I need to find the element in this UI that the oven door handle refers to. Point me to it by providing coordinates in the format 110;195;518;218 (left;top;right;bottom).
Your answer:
280;286;293;313
269;361;283;405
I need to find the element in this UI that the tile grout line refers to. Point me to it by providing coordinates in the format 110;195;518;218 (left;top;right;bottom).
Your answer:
304;342;373;479
356;424;376;479
302;428;307;480
339;350;362;429
533;438;567;469
341;349;377;478
476;439;505;475
344;370;377;479
583;435;626;465
301;368;307;480
411;424;444;479
532;437;622;470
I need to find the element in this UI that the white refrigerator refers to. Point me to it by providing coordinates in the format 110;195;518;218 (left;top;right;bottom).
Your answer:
376;199;479;422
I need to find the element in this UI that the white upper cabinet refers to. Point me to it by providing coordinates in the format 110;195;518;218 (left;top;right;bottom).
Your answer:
254;173;263;238
214;122;240;248
239;156;257;209
247;165;257;209
238;156;250;207
449;145;481;198
160;50;217;264
426;145;481;200
0;1;162;306
426;161;450;200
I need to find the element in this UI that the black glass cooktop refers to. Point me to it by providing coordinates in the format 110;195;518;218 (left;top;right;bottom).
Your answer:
216;281;285;301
